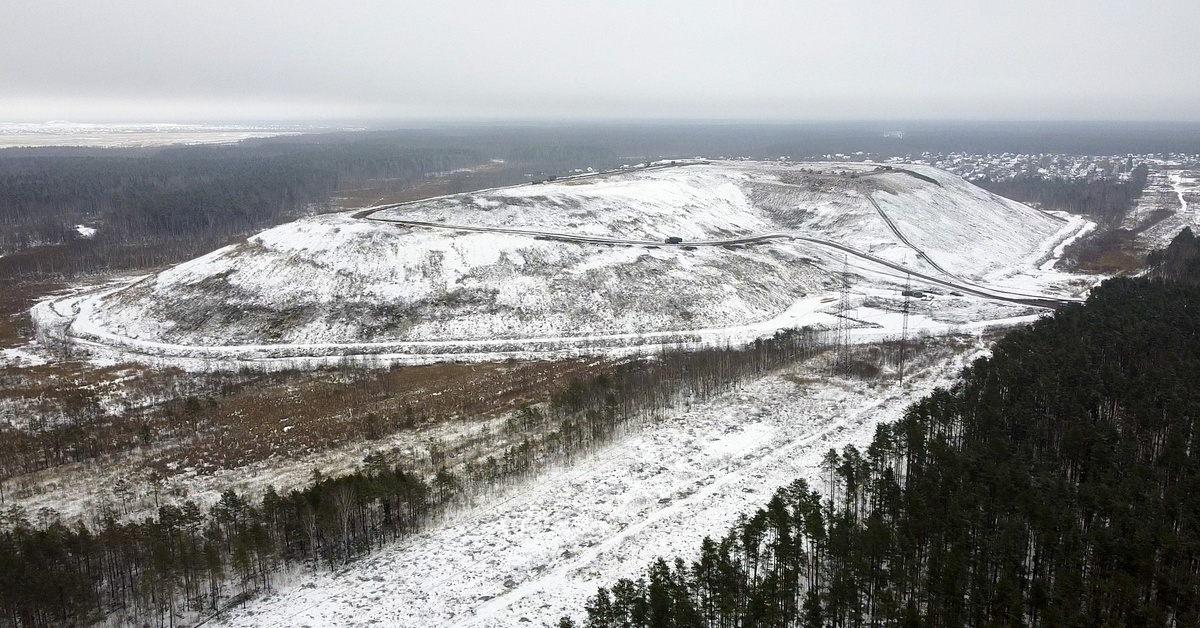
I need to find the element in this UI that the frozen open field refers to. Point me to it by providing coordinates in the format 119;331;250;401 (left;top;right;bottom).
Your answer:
0;121;314;148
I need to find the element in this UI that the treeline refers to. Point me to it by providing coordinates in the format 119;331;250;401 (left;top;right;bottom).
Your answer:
0;467;437;628
571;232;1200;628
0;138;482;276
975;163;1148;226
1148;226;1200;284
0;328;841;627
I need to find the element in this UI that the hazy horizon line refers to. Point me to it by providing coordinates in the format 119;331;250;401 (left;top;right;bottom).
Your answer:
6;117;1200;128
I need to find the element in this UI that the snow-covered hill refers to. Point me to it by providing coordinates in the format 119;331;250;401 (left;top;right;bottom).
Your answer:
375;161;1062;279
33;161;1091;368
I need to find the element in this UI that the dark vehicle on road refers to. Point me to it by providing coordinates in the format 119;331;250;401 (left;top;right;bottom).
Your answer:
665;236;683;244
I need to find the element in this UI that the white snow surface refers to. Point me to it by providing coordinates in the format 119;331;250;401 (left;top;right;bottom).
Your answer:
0;344;47;368
219;342;985;628
33;161;1089;369
372;161;1064;280
0;121;310;148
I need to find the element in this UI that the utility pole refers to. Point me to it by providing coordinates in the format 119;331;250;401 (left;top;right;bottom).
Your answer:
900;273;911;387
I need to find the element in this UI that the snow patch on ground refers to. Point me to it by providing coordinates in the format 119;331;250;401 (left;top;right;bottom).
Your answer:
1040;219;1095;271
1129;163;1200;251
0;345;48;368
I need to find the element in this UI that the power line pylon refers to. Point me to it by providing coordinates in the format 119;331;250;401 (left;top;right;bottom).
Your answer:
900;273;911;387
835;255;851;373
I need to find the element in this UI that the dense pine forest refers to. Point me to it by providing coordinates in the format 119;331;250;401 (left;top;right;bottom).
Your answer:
1148;227;1200;284
568;230;1200;628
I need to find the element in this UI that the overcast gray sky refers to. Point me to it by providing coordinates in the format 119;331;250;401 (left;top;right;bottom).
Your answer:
2;0;1198;122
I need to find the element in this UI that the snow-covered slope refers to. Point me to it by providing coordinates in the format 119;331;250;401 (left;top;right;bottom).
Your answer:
372;161;1065;279
34;161;1082;366
79;216;825;345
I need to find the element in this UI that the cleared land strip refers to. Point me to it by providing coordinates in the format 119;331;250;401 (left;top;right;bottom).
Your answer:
220;345;976;628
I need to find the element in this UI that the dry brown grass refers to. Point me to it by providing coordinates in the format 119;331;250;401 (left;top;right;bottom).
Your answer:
1080;250;1144;274
1;350;619;479
1065;229;1147;274
0;278;67;349
165;359;616;472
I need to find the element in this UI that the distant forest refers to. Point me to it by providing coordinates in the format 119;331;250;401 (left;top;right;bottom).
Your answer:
568;230;1200;628
0;138;483;275
2;123;1193;278
976;163;1149;226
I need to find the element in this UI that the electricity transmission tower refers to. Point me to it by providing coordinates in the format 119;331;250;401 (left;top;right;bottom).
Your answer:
900;273;911;387
835;255;851;373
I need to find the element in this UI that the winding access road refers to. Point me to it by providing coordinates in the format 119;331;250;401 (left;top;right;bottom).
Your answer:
861;193;966;282
36;195;1083;370
358;207;1080;310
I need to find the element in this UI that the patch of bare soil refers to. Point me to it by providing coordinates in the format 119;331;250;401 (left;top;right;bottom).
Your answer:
0;278;66;348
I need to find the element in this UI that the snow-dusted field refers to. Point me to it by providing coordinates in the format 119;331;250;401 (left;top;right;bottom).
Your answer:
1129;163;1200;251
216;339;986;628
0;121;311;148
32;161;1094;370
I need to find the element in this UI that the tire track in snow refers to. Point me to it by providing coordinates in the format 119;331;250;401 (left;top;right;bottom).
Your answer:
861;192;966;282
